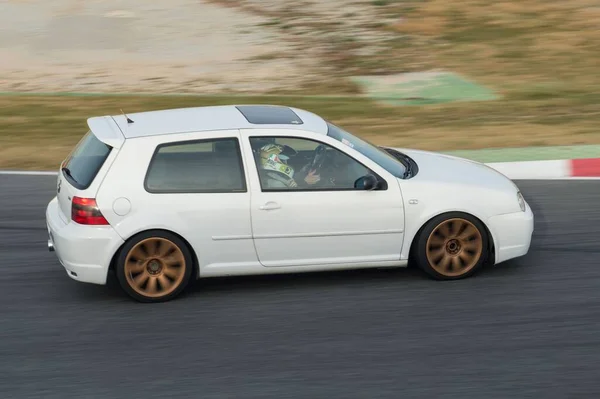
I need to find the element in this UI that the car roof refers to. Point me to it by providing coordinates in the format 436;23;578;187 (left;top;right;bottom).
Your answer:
87;104;329;143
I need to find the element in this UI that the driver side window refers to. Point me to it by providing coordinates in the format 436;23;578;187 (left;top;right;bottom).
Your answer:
249;136;383;191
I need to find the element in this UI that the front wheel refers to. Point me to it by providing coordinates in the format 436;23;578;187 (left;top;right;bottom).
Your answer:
414;213;489;280
116;230;194;303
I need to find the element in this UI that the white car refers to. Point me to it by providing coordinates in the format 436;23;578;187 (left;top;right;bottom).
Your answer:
46;105;534;302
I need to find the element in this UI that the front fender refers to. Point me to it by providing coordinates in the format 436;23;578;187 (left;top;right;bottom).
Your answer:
400;205;498;261
398;180;509;261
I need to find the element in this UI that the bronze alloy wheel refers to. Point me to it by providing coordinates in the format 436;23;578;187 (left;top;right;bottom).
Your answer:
425;218;484;277
123;237;187;298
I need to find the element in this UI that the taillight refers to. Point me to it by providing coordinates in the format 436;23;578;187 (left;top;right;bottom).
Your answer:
72;196;109;225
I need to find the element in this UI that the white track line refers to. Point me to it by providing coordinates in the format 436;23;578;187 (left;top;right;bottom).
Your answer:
0;170;57;176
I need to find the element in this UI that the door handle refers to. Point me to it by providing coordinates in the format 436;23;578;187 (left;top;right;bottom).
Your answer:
259;202;281;211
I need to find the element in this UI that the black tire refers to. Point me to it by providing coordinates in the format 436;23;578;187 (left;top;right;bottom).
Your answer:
414;212;489;280
116;230;194;303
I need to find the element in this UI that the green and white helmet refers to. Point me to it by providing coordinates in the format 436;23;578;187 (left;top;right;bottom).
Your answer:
259;144;295;181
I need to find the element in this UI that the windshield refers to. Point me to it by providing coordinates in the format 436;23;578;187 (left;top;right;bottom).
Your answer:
326;122;407;178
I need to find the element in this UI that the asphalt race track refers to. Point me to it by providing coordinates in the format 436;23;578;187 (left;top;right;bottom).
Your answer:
1;174;600;398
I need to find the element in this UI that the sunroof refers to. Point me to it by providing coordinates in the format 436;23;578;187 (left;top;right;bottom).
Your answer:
236;105;304;125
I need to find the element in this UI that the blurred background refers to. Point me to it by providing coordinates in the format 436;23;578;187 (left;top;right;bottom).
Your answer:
2;0;599;169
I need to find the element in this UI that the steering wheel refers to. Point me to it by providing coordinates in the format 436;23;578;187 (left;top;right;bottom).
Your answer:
304;145;338;187
309;144;328;172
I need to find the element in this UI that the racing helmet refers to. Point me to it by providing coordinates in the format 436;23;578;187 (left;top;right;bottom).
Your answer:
259;144;295;180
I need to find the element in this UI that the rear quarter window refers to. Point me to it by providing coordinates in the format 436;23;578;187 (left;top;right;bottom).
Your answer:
144;137;247;193
62;131;112;189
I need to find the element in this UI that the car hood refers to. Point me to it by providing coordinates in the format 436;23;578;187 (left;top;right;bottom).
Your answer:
392;147;518;192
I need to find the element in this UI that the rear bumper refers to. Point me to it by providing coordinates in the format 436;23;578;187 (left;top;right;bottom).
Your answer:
46;196;124;285
487;200;535;264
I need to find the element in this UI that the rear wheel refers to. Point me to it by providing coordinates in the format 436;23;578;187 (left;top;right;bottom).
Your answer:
415;213;489;280
116;230;193;303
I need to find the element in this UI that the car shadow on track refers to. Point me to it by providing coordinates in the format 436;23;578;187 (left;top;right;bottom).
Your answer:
190;266;426;294
189;261;527;293
59;256;529;304
66;266;429;303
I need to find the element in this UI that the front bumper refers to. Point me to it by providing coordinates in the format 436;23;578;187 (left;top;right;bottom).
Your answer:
487;200;535;264
46;197;124;285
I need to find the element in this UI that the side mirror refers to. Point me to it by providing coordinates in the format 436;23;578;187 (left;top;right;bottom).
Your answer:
355;174;378;191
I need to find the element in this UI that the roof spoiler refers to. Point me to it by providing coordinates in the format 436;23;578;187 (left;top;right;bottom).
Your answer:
86;116;126;149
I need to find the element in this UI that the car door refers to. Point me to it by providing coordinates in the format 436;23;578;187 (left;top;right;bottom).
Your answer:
241;129;405;268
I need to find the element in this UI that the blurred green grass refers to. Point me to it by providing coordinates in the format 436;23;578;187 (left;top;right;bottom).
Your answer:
2;93;600;169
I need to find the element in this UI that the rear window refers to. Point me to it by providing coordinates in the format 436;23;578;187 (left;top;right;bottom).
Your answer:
62;131;112;189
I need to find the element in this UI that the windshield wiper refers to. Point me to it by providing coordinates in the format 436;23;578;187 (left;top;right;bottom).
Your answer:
381;147;412;177
402;162;412;178
61;166;77;182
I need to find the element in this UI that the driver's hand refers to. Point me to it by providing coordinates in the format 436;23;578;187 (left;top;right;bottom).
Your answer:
304;169;320;185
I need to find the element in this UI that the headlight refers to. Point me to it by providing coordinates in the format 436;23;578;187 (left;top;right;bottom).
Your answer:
517;191;526;212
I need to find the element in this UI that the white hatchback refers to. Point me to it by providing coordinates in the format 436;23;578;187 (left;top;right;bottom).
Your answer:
46;104;534;302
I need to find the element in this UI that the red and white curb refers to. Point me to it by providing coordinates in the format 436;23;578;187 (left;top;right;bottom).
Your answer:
1;158;600;180
487;158;600;180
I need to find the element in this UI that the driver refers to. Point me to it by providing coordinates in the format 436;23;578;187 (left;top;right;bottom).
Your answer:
259;143;320;189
